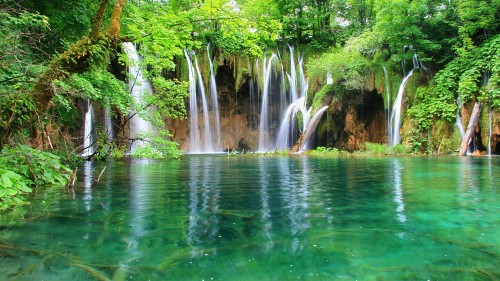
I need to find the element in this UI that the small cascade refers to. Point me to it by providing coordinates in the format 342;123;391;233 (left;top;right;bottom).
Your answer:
482;71;492;155
390;69;414;145
249;77;258;128
455;97;466;139
81;99;95;157
104;102;114;141
382;66;392;143
488;106;492;155
207;45;222;150
257;54;279;151
326;71;333;85
275;97;306;149
300;106;329;151
123;42;154;153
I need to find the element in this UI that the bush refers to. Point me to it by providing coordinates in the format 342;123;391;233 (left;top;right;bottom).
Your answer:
0;145;72;211
130;132;183;159
363;143;388;155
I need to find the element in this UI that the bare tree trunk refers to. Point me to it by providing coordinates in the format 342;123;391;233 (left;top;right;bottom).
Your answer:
459;102;481;156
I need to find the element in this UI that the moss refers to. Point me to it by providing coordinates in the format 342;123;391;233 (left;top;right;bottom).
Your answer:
311;84;334;111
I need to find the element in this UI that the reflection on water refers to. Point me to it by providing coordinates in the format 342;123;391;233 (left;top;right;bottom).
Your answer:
392;159;406;224
187;157;221;257
279;157;311;253
259;157;273;251
0;156;499;280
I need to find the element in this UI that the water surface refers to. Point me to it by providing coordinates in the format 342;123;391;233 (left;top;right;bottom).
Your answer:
1;156;499;280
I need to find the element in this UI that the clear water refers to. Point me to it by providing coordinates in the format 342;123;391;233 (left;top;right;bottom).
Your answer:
1;156;499;281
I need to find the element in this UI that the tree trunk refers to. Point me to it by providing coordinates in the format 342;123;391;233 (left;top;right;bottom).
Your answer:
459;102;481;156
107;0;126;40
91;0;110;40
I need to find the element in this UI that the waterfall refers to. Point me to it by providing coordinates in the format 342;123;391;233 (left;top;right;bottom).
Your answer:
300;106;329;151
257;54;279;151
274;46;323;151
455;97;466;139
382;66;392;143
326;71;333;85
488;106;492;156
185;49;222;153
390;70;414;146
123;42;154;153
81;99;95;157
275;97;306;149
287;45;298;103
194;56;214;151
483;71;492;155
104;102;114;141
207;45;222;150
184;50;200;152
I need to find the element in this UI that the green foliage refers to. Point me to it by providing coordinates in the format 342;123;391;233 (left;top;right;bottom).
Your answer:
312;84;334;111
146;77;189;126
405;128;427;154
407;85;456;131
54;70;131;114
373;0;444;63
458;67;481;103
130;132;183;159
0;169;32;211
0;145;72;210
309;146;343;157
360;142;410;155
307;48;371;90
21;0;100;51
0;7;49;145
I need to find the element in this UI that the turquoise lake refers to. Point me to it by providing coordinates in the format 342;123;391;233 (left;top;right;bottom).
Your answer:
0;156;499;280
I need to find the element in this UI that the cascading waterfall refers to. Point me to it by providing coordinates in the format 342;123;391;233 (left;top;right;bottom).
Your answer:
185;49;222;153
382;66;392;143
123;42;154;152
257;54;279;151
194;56;214;151
81;99;95;157
207;45;222;150
390;69;414;146
274;46;322;151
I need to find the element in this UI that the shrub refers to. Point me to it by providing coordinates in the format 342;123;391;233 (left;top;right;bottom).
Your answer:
0;145;72;210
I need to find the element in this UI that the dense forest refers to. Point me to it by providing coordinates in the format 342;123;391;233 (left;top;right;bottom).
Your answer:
0;0;499;209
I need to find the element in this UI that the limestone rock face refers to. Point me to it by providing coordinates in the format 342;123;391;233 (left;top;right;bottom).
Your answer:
317;88;386;151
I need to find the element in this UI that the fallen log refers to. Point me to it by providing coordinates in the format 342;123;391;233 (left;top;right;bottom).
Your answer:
459;102;481;156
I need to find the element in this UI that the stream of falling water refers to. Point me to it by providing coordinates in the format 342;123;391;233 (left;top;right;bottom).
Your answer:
123;42;154;153
390;70;414;146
